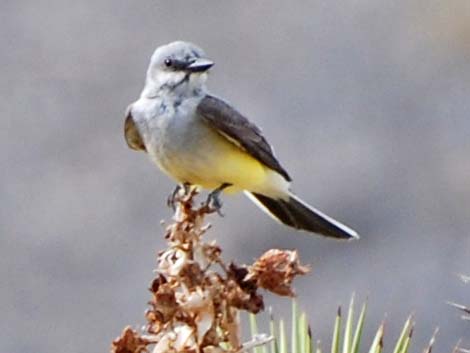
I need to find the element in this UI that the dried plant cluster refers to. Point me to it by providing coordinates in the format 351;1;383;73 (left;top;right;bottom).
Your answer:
111;188;309;353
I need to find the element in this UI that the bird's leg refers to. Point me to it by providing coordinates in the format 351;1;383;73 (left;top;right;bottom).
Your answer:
167;185;181;210
167;182;191;210
181;182;191;195
205;183;232;216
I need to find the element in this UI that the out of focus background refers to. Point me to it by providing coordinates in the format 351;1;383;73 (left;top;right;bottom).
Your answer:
2;1;470;352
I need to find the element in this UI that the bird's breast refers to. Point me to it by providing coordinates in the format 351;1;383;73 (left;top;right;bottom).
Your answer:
139;98;203;176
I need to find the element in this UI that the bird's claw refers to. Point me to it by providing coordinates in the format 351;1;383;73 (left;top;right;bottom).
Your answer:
167;185;181;211
167;183;191;210
202;183;232;217
205;191;224;216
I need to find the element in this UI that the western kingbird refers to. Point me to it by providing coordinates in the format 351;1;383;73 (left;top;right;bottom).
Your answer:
125;41;359;240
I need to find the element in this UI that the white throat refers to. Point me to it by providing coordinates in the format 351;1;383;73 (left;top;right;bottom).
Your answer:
141;71;208;100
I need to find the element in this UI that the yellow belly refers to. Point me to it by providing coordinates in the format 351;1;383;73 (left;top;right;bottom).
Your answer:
192;143;268;193
158;130;270;193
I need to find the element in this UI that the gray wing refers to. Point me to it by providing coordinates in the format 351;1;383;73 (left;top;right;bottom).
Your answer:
197;95;291;181
124;105;146;152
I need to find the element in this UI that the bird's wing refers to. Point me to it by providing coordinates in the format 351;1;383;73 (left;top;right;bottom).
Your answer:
197;94;291;181
124;105;146;152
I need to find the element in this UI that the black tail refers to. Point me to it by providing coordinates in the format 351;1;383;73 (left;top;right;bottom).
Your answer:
247;192;359;239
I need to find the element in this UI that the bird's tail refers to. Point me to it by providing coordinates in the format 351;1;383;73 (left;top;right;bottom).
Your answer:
245;192;359;240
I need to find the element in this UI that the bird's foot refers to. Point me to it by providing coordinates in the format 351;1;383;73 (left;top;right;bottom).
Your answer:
167;183;191;210
206;192;224;216
167;185;181;210
203;183;232;216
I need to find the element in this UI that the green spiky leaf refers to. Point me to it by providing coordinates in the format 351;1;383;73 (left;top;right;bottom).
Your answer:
343;294;355;353
247;295;434;353
331;306;342;353
351;300;367;353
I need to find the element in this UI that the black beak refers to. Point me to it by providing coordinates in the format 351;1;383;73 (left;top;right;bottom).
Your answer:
186;58;214;72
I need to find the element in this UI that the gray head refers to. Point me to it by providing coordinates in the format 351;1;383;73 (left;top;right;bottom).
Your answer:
142;41;214;98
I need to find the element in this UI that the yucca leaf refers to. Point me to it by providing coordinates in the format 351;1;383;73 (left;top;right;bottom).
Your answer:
299;312;307;353
451;339;462;353
279;319;287;353
317;340;323;353
249;313;268;353
368;322;384;353
307;325;314;353
343;294;355;353
378;335;384;353
447;301;470;315
269;309;279;353
392;316;412;353
423;328;439;353
250;314;260;353
292;300;299;353
351;300;367;353
398;323;413;353
331;306;342;353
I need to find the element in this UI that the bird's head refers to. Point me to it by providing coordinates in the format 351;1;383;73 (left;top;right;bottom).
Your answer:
142;41;214;99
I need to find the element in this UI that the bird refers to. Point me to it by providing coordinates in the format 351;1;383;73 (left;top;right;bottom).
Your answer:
124;41;359;240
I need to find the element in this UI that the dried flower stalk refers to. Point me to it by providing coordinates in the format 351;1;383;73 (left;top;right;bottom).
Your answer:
111;188;309;353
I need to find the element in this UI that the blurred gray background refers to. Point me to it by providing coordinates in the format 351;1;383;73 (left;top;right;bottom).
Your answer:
2;0;470;352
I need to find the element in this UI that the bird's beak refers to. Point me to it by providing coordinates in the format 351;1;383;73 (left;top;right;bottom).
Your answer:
186;58;214;72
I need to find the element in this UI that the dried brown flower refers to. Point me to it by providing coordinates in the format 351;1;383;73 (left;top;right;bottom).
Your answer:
226;263;264;313
246;249;310;296
111;326;152;353
147;279;178;334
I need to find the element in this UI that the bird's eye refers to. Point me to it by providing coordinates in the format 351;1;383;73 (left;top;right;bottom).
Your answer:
164;58;173;67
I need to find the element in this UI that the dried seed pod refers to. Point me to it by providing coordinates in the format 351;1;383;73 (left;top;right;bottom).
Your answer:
246;249;310;296
111;326;152;353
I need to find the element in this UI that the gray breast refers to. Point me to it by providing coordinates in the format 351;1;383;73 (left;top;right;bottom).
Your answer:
143;96;208;170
